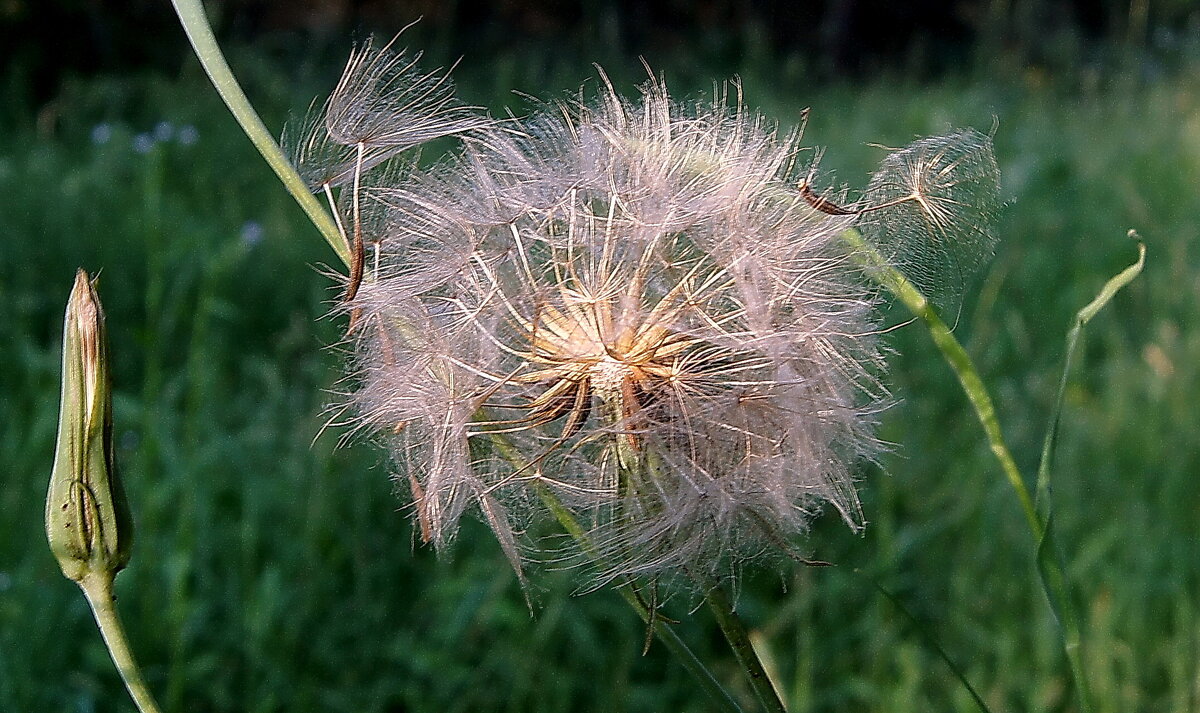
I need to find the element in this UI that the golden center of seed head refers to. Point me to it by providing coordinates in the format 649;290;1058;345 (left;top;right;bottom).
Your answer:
489;291;689;444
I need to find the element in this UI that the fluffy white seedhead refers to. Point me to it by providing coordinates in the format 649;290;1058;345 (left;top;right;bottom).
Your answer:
340;79;880;586
309;44;997;588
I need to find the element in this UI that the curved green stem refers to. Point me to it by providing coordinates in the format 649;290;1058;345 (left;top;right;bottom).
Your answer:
78;572;164;713
841;228;1149;713
1036;236;1145;504
169;0;351;268
842;229;1040;535
1031;234;1144;712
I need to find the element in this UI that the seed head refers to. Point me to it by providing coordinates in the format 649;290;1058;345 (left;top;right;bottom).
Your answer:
305;59;892;587
856;129;1000;311
302;45;997;587
286;36;489;192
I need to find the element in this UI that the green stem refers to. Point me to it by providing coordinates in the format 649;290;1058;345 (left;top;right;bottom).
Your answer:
842;227;1138;713
862;573;992;713
538;484;744;713
1031;235;1143;713
1036;237;1146;504
78;572;164;713
842;229;1041;537
484;433;741;713
593;381;781;712
169;0;351;268
705;583;788;713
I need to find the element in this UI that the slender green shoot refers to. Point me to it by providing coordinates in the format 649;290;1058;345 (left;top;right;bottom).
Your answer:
1033;231;1145;712
168;0;351;268
862;572;992;713
1036;232;1146;504
705;583;789;713
842;228;1040;534
79;572;164;713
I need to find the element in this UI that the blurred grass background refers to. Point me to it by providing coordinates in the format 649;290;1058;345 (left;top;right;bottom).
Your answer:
1;2;1198;711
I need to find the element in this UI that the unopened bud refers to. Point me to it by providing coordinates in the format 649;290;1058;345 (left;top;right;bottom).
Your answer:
45;270;133;583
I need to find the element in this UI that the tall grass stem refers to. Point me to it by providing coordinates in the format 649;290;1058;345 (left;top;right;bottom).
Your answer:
842;227;1144;713
1033;232;1145;712
841;229;1041;535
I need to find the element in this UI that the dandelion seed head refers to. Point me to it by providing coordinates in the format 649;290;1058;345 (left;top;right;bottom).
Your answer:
285;38;490;193
307;47;995;588
334;81;878;586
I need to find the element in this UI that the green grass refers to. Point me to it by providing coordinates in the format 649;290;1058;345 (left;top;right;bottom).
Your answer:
1;49;1197;712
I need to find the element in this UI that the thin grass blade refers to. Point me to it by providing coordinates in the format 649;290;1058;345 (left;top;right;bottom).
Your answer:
1034;231;1146;713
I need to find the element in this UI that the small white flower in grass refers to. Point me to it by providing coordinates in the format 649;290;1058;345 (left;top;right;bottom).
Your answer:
177;125;199;146
90;123;113;145
239;220;264;247
132;133;155;155
153;121;174;142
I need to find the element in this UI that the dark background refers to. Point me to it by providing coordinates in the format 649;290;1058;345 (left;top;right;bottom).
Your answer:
6;0;1199;109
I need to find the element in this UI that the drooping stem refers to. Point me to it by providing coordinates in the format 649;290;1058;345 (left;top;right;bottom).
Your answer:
705;583;789;713
78;572;164;713
169;0;351;268
1030;234;1143;713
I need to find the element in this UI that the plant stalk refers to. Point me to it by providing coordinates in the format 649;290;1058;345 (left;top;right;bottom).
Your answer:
484;433;742;712
1032;234;1144;712
841;228;1149;713
538;484;744;713
842;229;1041;535
169;0;351;267
705;583;788;713
78;572;164;713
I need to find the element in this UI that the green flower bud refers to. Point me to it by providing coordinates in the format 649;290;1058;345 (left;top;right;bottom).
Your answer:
46;270;133;583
